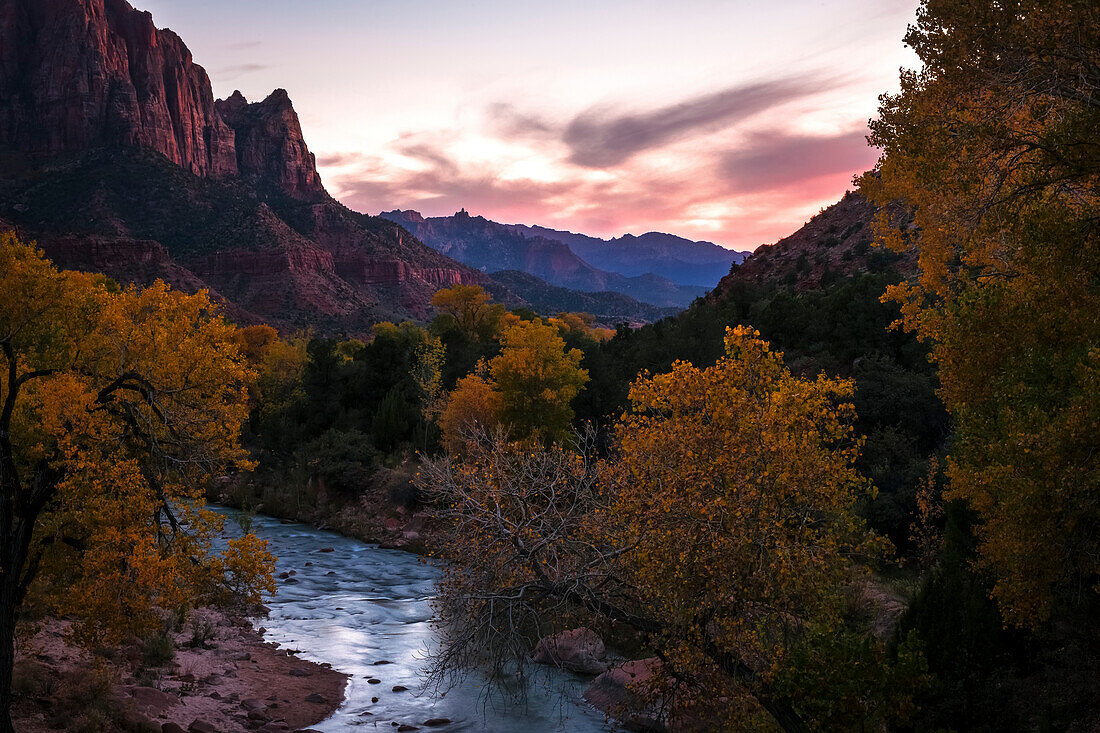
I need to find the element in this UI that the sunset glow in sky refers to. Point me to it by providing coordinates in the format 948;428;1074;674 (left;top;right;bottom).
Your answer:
140;0;920;250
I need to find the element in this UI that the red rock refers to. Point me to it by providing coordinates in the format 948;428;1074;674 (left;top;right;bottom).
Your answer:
129;686;176;715
216;89;323;199
532;628;607;675
0;0;481;337
0;0;237;177
583;658;668;733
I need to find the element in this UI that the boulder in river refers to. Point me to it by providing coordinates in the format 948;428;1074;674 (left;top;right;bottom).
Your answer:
532;628;607;675
583;658;669;733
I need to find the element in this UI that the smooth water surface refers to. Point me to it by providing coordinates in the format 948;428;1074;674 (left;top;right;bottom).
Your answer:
216;509;612;732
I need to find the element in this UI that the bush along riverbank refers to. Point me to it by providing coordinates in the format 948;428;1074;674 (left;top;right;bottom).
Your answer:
211;461;443;557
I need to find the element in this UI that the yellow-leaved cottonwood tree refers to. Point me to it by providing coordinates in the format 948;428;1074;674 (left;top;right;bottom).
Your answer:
0;234;275;731
863;0;1100;626
439;318;589;449
419;327;911;732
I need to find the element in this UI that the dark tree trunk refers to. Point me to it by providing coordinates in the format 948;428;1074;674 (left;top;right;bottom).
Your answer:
0;586;15;733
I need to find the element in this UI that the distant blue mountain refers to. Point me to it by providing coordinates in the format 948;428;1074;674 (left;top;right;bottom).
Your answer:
380;209;743;308
507;224;749;288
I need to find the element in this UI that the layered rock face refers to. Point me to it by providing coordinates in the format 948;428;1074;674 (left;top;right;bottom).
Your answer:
216;89;323;199
0;0;481;333
0;0;238;177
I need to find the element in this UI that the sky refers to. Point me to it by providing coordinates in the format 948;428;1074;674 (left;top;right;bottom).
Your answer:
139;0;921;251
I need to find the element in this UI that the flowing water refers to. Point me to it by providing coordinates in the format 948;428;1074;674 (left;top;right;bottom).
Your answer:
215;509;613;732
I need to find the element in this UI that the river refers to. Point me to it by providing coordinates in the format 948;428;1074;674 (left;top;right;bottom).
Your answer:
215;508;614;732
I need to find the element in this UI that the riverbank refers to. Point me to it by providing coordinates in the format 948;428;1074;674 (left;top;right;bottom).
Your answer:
12;609;346;733
214;466;444;557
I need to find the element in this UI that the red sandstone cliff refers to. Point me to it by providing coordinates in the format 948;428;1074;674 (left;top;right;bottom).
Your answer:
216;89;324;199
0;0;237;176
0;0;481;332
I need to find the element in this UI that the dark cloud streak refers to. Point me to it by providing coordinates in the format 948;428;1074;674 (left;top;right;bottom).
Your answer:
562;76;843;167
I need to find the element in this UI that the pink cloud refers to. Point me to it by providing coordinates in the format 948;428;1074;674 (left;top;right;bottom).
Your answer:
320;82;882;250
718;129;878;193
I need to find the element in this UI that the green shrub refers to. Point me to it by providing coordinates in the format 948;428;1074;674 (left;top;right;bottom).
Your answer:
300;429;379;498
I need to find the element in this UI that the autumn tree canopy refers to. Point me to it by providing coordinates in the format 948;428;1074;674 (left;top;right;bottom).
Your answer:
438;317;589;449
0;234;274;729
863;0;1100;626
419;327;916;732
490;319;589;442
430;284;507;342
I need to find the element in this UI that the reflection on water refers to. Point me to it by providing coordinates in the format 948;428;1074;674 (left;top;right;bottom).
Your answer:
215;509;612;732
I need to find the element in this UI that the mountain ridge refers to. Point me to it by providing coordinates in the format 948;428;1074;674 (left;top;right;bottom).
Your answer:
710;190;915;297
380;209;708;308
507;223;750;287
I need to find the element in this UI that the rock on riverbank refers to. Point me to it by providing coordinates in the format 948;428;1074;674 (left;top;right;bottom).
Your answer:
12;609;346;733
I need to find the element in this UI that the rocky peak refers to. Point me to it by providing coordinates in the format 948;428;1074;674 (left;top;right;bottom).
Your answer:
217;90;250;117
0;0;238;176
0;0;322;200
381;209;426;224
215;89;324;200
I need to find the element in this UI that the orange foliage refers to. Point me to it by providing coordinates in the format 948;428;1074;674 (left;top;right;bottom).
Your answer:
863;0;1100;624
490;319;588;442
430;284;506;341
0;234;275;653
438;371;503;455
614;326;875;681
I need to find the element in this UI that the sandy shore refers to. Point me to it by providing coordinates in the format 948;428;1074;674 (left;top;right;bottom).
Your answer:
13;609;347;733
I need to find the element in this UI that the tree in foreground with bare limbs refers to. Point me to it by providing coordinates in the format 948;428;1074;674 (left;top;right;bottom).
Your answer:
418;326;929;733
